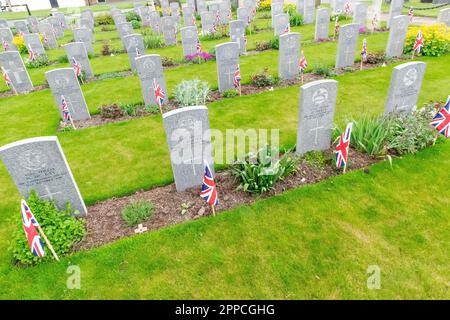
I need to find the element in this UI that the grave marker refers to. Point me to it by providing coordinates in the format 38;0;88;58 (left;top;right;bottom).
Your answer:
216;42;240;92
387;0;404;29
0;28;17;51
136;54;168;107
38;23;58;49
162;16;177;46
303;0;315;25
124;34;145;71
0;51;33;93
230;20;246;55
73;28;94;54
385;15;409;58
315;8;330;41
335;23;359;68
23;33;46;57
279;32;301;80
64;42;93;79
181;26;199;56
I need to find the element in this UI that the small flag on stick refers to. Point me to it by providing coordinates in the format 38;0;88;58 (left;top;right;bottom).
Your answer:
412;30;424;59
299;51;307;84
408;7;414;23
360;38;367;70
334;16;340;40
335;122;353;174
233;64;241;96
153;78;165;115
2;66;17;95
61;95;76;129
430;96;450;138
200;162;219;216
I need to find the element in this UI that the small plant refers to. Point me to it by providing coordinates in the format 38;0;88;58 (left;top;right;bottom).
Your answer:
255;41;272;51
95;14;114;26
365;52;386;65
161;56;175;67
221;89;238;98
131;20;141;29
180;202;192;215
144;33;164;49
144;104;161;114
99;104;124;119
120;103;141;116
303;151;327;169
57;55;69;64
87;51;95;59
269;36;279;49
258;0;271;11
185;51;215;64
174;79;211;107
199;30;226;41
25;55;49;68
250;68;278;88
126;11;141;22
231;146;298;194
101;43;112;56
122;200;154;227
9;191;86;266
285;4;304;27
404;24;449;57
311;63;335;77
101;25;115;32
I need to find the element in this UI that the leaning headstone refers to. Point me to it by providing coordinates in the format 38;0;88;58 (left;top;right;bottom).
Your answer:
216;42;240;92
47;16;64;38
54;12;69;30
230;20;246;55
27;16;39;33
0;28;17;51
0;51;33;94
64;42;93;78
315;8;330;41
14;20;29;34
353;2;368;29
385;15;409;58
38;23;58;49
163;106;214;192
0;19;8;29
183;6;195;27
296;79;338;155
124;34;145;71
23;33;46;57
73;28;94;54
271;2;284;27
384;61;426;115
0;136;88;216
274;13;290;36
201;11;215;35
303;0;315;25
150;11;162;34
335;23;359;68
387;0;404;29
136;54;168;107
237;7;250;26
45;68;91;121
297;0;304;15
162;16;177;46
181;26;199;57
279;32;300;80
437;8;450;26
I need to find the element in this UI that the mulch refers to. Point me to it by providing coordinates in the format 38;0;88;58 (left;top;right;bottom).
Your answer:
73;148;378;251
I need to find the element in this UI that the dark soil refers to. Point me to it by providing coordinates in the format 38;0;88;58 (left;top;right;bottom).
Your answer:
74;148;378;251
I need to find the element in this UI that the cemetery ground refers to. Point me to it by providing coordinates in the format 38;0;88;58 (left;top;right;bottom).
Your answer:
0;7;449;300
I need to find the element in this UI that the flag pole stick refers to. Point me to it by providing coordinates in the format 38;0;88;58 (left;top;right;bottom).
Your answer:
360;59;363;71
69;117;76;130
411;50;415;60
301;71;304;85
211;205;216;217
343;164;347;175
11;83;18;96
239;84;242;96
36;225;60;261
158;100;163;115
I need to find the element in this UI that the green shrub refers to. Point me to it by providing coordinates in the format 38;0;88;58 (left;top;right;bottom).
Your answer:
99;104;124;119
144;33;164;49
144;104;161;114
255;41;272;51
365;52;387;65
131;20;141;29
122;200;154;227
101;25;116;32
8;191;86;266
222;89;239;98
311;63;335;77
126;11;141;22
57;55;69;64
404;24;449;57
174;79;211;107
231;147;298;194
285;4;304;27
250;68;278;87
95;14;114;26
303;151;328;169
25;55;50;68
161;56;175;67
269;36;279;49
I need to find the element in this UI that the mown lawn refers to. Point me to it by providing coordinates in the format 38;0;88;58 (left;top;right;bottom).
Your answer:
382;0;448;18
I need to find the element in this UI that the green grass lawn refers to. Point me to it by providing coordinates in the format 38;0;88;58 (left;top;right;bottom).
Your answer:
382;0;448;17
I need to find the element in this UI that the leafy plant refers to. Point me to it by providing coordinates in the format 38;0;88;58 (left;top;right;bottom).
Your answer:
25;55;49;68
120;103;141;116
144;33;164;49
222;89;239;98
185;51;215;64
250;68;278;87
126;11;141;22
199;30;227;41
174;79;211;107
8;191;86;266
99;104;124;119
101;25;116;32
12;35;27;54
285;4;304;27
258;0;272;11
365;52;387;65
122;200;154;227
101;43;112;56
95;14;114;26
231;146;298;194
144;104;161;114
269;36;279;49
303;151;327;169
255;41;272;51
131;20;141;29
404;24;449;57
311;63;335;77
161;56;175;67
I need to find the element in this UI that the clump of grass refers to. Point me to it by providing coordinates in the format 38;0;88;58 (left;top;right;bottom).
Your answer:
311;63;335;77
250;68;278;87
303;151;327;169
122;200;154;227
174;79;211;107
221;89;239;98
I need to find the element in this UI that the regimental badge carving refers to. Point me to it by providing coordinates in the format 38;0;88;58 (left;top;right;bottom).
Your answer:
18;150;47;171
403;68;418;87
312;88;329;106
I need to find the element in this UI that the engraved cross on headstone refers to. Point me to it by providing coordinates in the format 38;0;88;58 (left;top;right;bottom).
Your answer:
40;185;63;200
309;119;328;146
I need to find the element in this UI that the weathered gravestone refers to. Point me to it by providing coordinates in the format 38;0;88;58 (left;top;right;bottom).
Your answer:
315;8;330;41
303;0;315;25
137;6;152;27
54;12;68;30
201;11;215;34
219;2;232;25
136;54;168;107
163;106;214;192
162;16;177;46
80;18;94;32
437;8;450;26
117;21;133;42
296;79;338;155
385;15;409;58
80;11;94;30
150;11;162;34
0;19;8;29
38;23;58;49
124;34;145;71
271;2;284;27
0;28;17;51
0;137;87;216
27;16;39;33
237;7;250;26
335;23;359;68
47;16;64;38
0;51;33;93
183;6;196;27
384;61;426;115
216;42;240;92
45;68;91;121
113;13;127;26
353;2;368;29
23;33;46;57
170;2;181;23
387;0;404;29
230;20;246;55
64;42;93;78
274;13;290;36
297;0;304;15
181;26;199;56
14;20;29;34
73;28;94;54
82;9;94;21
279;32;300;80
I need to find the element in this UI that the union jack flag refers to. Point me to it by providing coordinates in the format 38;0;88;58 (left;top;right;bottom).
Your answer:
192;14;196;26
72;57;81;77
283;23;290;34
135;46;141;57
361;38;367;61
233;64;241;88
153;78;165;106
28;45;35;61
408;7;414;22
196;39;202;53
43;33;49;45
334;16;340;35
21;200;45;257
335;122;353;169
212;23;217;34
413;30;424;53
371;12;378;29
2;66;12;87
430;96;450;138
2;39;8;51
344;2;352;15
228;9;232;20
216;10;220;23
299;51;307;72
61;95;71;121
200;162;218;206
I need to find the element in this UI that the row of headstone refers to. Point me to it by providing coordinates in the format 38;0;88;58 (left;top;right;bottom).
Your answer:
64;42;93;78
0;51;33;93
23;33;46;58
